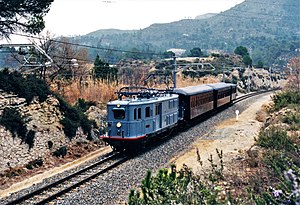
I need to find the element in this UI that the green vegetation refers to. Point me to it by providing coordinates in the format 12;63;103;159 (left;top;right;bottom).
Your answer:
128;90;300;204
0;107;35;149
0;69;51;104
93;55;118;83
26;159;44;170
52;146;68;158
234;46;253;66
72;0;299;67
129;165;217;205
0;0;53;38
0;68;94;145
271;90;300;111
75;98;96;112
188;47;203;57
56;95;94;140
129;149;226;204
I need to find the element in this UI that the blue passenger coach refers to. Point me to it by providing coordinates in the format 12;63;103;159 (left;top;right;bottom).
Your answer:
101;88;179;150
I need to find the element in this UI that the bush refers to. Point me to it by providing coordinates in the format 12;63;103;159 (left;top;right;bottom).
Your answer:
47;141;53;149
75;98;96;112
128;164;218;205
0;69;51;104
282;111;300;130
0;107;35;149
256;126;296;151
272;90;300;111
60;117;79;140
26;159;44;170
56;95;93;140
0;107;27;138
52;146;68;158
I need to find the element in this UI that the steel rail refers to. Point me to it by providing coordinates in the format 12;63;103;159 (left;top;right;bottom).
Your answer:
5;151;127;205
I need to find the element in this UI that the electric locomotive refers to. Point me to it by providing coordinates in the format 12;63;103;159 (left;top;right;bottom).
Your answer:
101;87;179;150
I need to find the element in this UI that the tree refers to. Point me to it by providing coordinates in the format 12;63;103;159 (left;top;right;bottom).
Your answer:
243;55;253;66
257;60;264;68
163;51;175;58
234;46;249;57
189;47;203;57
0;0;53;39
93;55;110;82
234;46;252;66
44;37;89;80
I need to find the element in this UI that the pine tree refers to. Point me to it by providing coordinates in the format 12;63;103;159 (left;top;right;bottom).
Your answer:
0;0;53;39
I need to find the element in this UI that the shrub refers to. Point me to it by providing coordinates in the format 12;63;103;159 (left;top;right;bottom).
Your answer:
0;69;51;104
47;141;53;149
52;146;68;158
56;95;93;140
60;117;79;140
256;126;296;151
0;107;27;138
271;90;300;111
282;111;300;130
128;164;218;205
0;107;35;149
75;98;96;112
26;159;44;170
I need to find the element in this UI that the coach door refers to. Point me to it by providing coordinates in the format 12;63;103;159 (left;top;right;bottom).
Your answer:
155;103;162;130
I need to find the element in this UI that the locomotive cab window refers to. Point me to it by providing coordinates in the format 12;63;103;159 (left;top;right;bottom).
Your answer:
113;108;125;119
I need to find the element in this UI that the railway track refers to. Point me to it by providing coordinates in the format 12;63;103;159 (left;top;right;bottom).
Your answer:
5;152;128;205
233;89;277;104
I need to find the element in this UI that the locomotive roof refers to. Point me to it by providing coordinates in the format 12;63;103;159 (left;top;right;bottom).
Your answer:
172;85;213;96
107;93;178;106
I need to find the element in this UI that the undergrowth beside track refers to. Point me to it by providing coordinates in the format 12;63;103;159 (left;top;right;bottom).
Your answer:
128;90;300;204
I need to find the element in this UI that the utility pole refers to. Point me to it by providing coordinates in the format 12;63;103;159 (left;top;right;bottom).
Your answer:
222;64;225;82
247;65;251;93
269;67;272;89
173;55;177;89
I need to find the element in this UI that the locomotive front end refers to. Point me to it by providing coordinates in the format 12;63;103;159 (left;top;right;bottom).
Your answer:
101;100;129;150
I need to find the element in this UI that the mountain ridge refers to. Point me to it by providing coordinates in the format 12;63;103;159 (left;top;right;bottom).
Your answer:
73;0;299;67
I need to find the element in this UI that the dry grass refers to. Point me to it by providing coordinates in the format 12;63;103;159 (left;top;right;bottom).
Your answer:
50;78;123;105
176;74;219;88
51;75;221;105
255;103;271;122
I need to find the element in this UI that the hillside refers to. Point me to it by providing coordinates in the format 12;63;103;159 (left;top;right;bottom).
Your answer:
73;0;299;67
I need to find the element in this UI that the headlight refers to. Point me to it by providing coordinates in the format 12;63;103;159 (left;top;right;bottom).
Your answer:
116;122;122;128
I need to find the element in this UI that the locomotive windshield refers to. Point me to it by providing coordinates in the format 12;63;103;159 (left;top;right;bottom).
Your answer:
112;108;125;119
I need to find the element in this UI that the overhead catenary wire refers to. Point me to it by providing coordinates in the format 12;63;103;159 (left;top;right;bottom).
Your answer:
7;32;161;56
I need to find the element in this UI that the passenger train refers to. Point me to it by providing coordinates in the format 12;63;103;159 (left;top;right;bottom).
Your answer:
101;83;237;151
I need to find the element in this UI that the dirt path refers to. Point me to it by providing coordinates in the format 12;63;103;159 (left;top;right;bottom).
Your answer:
170;94;271;174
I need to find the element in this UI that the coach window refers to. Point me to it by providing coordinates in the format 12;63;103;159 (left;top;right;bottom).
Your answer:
145;106;151;118
138;108;142;119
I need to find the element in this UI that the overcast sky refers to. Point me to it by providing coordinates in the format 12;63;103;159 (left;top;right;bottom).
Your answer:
2;0;244;43
43;0;244;36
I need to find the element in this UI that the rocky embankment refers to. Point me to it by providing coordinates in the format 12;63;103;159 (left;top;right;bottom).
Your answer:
0;90;99;173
